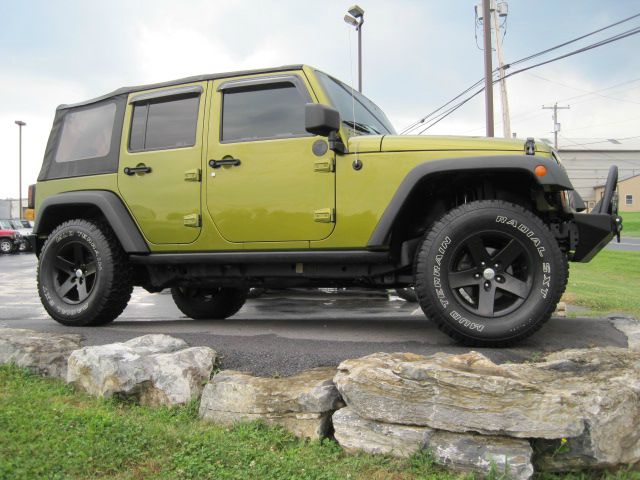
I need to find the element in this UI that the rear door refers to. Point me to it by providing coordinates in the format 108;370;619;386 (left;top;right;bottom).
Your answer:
205;73;335;242
118;82;207;244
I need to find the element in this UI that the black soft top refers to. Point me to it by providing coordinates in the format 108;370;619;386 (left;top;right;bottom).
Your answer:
58;64;305;110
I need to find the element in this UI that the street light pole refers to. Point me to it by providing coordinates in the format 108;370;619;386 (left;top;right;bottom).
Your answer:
344;5;365;93
15;120;26;219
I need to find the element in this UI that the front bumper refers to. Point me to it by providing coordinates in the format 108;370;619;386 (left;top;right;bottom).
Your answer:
571;213;621;262
570;165;622;262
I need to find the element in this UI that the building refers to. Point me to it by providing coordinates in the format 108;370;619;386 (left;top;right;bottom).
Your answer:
595;173;640;212
0;198;29;219
553;137;640;211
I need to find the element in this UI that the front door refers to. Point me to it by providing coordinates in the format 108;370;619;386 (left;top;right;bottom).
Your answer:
118;82;208;244
205;73;335;243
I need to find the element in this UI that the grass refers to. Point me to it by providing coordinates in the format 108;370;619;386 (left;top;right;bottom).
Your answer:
0;365;461;480
2;369;640;480
620;212;640;238
564;250;640;318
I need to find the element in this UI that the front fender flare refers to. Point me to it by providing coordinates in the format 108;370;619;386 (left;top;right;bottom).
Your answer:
367;155;572;248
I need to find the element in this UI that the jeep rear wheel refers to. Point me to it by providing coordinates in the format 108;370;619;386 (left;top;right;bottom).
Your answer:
37;219;133;326
171;287;248;320
415;200;567;347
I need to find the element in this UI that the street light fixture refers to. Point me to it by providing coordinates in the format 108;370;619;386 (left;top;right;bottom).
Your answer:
343;4;364;93
15;120;26;219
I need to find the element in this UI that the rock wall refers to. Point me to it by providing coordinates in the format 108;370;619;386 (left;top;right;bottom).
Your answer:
67;334;218;407
0;328;82;378
333;348;640;475
3;323;640;478
199;367;343;439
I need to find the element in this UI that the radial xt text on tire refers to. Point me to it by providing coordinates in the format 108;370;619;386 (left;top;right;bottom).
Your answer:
415;200;567;347
37;219;133;326
171;287;248;320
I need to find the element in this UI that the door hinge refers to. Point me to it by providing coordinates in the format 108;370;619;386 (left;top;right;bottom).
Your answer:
183;213;201;227
314;208;335;223
314;158;335;173
184;168;201;182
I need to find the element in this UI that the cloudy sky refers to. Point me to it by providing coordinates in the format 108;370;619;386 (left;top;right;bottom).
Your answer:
1;0;639;199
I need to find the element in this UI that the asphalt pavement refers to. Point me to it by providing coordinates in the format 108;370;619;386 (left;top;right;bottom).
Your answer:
0;253;630;376
606;236;640;252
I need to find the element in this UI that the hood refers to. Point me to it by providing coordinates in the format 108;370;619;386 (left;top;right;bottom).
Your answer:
347;135;552;155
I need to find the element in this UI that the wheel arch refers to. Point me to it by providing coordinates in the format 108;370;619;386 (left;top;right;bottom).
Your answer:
33;190;149;256
368;155;572;257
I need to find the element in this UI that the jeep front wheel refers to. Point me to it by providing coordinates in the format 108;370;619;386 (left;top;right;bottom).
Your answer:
171;287;248;320
415;200;567;347
37;219;133;326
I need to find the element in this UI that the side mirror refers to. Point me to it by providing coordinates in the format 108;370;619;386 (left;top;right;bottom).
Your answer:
305;103;340;137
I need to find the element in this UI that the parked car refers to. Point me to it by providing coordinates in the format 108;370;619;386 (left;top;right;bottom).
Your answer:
0;227;20;254
31;64;621;346
1;219;35;251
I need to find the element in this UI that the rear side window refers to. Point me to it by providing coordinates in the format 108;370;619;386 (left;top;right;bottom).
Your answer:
55;103;116;163
221;84;308;142
129;95;200;151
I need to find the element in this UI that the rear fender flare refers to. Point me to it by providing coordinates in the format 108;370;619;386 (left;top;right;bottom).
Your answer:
33;190;149;253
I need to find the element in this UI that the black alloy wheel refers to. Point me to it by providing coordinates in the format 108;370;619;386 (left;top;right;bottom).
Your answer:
50;241;98;304
446;232;533;317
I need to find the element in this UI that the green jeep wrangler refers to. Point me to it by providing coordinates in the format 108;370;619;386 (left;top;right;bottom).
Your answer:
31;64;622;346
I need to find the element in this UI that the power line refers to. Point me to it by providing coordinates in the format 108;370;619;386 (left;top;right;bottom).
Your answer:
401;12;640;135
526;73;640;105
507;12;640;68
409;24;640;134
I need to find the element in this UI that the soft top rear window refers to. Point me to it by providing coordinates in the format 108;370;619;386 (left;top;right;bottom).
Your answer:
55;102;117;163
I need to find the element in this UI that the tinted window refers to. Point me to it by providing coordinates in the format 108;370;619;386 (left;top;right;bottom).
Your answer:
129;95;199;151
315;71;395;135
55;102;116;163
222;84;308;142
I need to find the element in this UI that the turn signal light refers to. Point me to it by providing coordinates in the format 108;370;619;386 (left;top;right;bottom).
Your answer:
534;165;548;177
27;184;36;209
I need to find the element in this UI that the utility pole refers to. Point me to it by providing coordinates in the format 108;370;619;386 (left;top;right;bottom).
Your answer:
492;5;511;138
15;120;26;219
542;103;570;150
482;0;494;137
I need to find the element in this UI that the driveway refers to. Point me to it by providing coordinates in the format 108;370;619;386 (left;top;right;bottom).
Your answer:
0;253;629;376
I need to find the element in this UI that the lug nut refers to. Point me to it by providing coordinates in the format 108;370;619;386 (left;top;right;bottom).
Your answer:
474;273;481;279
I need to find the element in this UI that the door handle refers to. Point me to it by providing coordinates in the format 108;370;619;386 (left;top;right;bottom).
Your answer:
209;158;241;168
124;165;152;175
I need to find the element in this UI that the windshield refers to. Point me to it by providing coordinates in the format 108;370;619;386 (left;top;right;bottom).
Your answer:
0;220;13;229
315;71;396;136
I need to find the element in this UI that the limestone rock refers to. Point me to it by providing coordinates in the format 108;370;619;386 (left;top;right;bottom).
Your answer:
334;348;640;470
333;407;534;480
67;334;216;406
199;367;343;439
334;351;583;439
532;348;640;471
0;328;82;378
